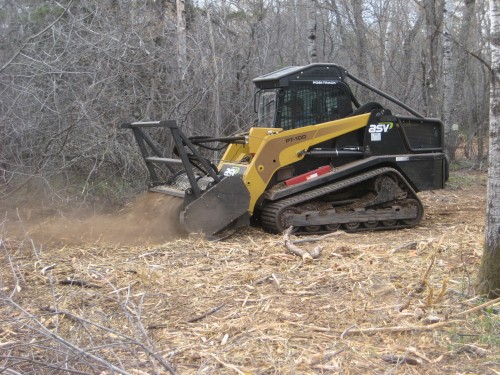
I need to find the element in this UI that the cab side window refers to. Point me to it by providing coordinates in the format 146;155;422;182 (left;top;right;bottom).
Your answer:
277;83;353;130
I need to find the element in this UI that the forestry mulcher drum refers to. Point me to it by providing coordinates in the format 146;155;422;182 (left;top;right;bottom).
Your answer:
123;63;449;240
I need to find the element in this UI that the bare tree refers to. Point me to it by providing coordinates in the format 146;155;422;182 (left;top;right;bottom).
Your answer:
452;0;477;159
420;0;445;118
176;0;188;80
442;0;456;159
308;0;319;63
476;0;500;297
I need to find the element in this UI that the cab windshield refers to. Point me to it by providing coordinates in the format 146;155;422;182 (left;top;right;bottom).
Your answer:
256;89;277;127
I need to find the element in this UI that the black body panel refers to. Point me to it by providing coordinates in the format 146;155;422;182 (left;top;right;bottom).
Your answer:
265;153;448;202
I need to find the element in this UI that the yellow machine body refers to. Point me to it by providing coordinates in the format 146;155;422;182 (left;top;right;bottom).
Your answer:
218;113;370;213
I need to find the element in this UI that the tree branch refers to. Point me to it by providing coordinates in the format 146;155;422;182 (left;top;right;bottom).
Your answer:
0;0;75;74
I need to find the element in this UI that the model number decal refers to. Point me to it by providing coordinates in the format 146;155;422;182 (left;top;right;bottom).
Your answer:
368;122;393;133
285;135;307;143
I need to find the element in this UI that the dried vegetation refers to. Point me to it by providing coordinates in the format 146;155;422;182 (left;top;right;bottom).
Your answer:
1;170;498;374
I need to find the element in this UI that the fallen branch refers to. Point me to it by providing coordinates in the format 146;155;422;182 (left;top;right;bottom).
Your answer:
0;354;95;374
59;279;102;289
186;303;225;323
210;354;247;375
340;320;461;336
309;245;323;259
451;296;500;318
288;320;461;336
255;275;273;284
309;347;348;365
40;264;55;275
388;241;418;254
8;303;133;375
396;346;434;363
291;230;347;244
382;354;421;366
457;344;488;357
283;227;322;259
284;227;311;259
39;306;176;374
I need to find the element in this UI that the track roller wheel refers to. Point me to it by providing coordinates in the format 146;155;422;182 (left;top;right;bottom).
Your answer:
381;219;398;227
303;204;321;232
325;223;340;231
363;209;378;228
343;222;360;231
305;225;321;232
363;221;378;228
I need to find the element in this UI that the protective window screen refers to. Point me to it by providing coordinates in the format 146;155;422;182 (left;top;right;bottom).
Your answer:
400;120;443;150
277;83;353;130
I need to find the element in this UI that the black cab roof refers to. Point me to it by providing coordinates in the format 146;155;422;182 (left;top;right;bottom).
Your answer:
253;63;348;90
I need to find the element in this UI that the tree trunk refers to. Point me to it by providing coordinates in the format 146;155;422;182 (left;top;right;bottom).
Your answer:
450;0;476;160
422;0;444;117
476;0;500;297
307;0;318;64
402;11;424;104
442;0;456;159
207;10;221;137
381;1;393;88
176;0;187;80
351;0;370;101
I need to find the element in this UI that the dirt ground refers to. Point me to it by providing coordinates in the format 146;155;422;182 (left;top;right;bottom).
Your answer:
0;170;498;374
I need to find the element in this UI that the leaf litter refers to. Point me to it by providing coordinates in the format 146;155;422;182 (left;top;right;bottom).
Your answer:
0;170;498;374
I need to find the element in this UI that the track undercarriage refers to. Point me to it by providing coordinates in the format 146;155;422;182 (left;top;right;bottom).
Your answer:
261;168;424;235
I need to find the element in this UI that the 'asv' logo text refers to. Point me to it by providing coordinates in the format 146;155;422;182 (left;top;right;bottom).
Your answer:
223;167;240;177
368;122;393;133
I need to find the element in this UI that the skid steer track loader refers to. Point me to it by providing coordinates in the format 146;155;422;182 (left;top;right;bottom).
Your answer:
122;63;449;239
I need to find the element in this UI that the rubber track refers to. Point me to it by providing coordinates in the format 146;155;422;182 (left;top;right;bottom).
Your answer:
260;167;422;234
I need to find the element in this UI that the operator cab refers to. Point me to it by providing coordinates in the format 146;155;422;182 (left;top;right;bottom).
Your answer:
253;64;359;130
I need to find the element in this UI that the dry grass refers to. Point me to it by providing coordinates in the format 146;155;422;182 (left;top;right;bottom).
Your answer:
1;170;498;374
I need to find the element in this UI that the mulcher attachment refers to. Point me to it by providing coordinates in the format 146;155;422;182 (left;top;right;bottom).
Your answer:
121;120;250;239
121;120;221;198
181;176;250;237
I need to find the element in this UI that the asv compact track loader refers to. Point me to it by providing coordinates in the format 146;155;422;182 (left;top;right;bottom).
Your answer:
123;63;449;239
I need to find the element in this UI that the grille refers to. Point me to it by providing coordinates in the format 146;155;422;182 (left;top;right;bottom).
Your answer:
400;120;442;150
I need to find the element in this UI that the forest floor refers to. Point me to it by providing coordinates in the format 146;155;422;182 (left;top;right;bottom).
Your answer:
1;169;499;374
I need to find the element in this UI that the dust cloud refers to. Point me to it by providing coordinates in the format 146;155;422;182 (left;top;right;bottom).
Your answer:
21;193;186;247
